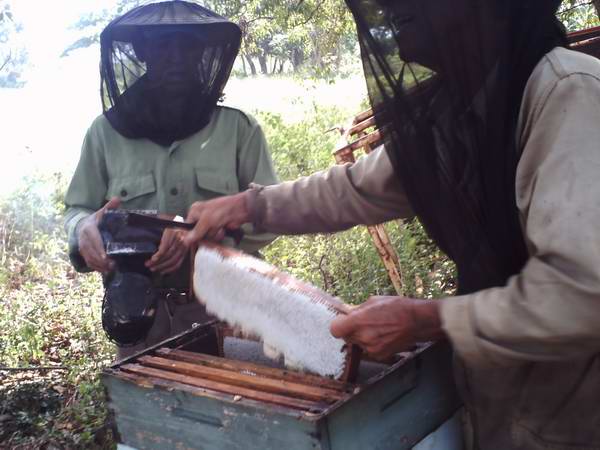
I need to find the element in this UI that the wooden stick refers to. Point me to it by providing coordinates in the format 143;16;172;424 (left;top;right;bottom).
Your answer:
348;115;377;136
568;25;600;43
0;366;67;372
156;348;350;392
138;356;346;403
333;129;382;156
367;225;404;296
0;54;11;73
332;116;405;297
112;370;314;416
121;363;327;411
352;108;375;124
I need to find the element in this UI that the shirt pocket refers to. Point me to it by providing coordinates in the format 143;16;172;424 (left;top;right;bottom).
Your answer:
194;167;239;200
106;172;158;210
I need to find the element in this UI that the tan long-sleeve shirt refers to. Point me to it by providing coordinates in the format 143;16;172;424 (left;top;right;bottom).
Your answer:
251;47;600;449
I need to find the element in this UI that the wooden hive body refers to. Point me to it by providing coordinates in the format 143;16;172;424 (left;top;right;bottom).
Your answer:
103;323;461;450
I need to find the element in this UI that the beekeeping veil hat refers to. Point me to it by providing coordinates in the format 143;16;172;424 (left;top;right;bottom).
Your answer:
345;0;567;294
100;1;242;146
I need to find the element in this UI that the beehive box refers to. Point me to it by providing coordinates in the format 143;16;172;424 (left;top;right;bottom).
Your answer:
102;321;461;450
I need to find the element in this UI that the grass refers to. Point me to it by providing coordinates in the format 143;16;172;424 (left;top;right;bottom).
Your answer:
0;250;115;448
0;178;116;447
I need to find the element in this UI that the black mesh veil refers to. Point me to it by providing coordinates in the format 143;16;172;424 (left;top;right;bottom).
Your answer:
345;1;567;294
100;1;242;146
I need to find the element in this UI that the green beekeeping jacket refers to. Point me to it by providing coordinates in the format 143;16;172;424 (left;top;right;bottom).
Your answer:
64;106;279;272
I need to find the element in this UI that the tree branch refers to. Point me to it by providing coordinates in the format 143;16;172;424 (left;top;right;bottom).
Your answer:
318;254;330;291
0;53;11;73
0;365;67;372
593;0;600;18
246;15;275;25
290;0;326;28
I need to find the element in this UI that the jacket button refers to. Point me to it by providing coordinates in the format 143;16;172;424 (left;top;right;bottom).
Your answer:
170;187;178;196
120;189;128;197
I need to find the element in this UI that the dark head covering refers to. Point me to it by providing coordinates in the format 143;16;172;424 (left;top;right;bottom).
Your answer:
345;0;567;294
100;1;242;146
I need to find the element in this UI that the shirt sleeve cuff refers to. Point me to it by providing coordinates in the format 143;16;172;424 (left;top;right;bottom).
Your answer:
67;212;93;273
440;295;487;364
246;184;267;233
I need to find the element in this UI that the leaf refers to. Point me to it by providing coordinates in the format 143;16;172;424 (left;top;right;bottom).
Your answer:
61;36;99;58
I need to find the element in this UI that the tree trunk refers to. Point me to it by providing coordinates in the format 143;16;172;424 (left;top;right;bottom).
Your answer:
258;54;268;74
245;55;257;76
311;47;322;71
241;55;248;77
291;48;304;72
593;0;600;19
310;33;322;70
271;58;278;74
334;41;342;70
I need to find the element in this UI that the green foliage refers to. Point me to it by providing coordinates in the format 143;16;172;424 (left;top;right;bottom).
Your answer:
0;175;114;449
255;104;456;304
65;0;600;79
66;0;358;78
558;0;600;31
217;0;357;78
0;0;28;87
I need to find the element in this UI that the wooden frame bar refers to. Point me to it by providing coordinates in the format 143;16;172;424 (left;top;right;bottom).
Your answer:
156;348;351;392
121;363;326;411
135;355;346;403
332;109;405;296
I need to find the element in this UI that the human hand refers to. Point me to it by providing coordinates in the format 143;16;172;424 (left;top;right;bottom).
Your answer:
145;228;188;274
183;192;251;247
77;197;121;274
330;296;445;360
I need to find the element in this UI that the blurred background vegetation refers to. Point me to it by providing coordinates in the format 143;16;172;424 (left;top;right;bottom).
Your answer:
0;0;598;448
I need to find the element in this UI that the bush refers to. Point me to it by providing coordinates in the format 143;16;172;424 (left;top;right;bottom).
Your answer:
0;173;114;449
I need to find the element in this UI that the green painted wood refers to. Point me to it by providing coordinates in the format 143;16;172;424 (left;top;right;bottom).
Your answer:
325;342;461;450
103;374;329;450
103;326;460;450
413;410;464;450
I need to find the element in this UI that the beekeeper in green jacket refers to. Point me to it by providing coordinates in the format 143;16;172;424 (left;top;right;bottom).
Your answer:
64;1;278;358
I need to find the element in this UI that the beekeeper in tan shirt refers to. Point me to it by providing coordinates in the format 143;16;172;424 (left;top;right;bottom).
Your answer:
183;1;600;449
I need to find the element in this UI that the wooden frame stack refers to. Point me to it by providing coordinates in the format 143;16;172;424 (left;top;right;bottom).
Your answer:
331;109;405;296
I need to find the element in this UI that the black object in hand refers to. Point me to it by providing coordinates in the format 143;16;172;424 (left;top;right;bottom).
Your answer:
98;210;161;347
126;212;244;245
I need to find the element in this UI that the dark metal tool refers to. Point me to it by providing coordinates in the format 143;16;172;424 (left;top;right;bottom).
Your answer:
126;212;244;245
